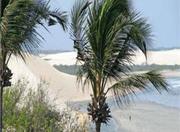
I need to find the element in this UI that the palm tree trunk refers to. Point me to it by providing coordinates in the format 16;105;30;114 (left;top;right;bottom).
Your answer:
0;81;3;132
0;44;3;132
95;73;102;132
0;66;3;132
95;122;101;132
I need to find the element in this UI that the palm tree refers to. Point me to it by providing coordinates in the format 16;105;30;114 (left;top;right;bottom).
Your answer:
70;0;168;132
0;0;67;131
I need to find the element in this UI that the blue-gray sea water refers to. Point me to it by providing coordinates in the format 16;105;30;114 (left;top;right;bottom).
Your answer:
70;77;180;109
134;77;180;108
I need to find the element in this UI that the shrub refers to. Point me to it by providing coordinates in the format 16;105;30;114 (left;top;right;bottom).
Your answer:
3;80;89;132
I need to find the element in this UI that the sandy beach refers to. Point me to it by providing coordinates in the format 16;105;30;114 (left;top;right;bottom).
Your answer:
112;102;180;132
8;50;180;132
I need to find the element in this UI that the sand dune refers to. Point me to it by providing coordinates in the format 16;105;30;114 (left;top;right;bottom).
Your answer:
8;55;39;88
40;49;180;66
134;49;180;65
8;55;91;108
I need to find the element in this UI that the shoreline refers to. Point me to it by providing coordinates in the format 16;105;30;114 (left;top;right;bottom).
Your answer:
112;101;180;132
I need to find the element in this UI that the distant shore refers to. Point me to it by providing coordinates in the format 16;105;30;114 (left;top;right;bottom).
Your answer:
161;70;180;78
40;49;180;66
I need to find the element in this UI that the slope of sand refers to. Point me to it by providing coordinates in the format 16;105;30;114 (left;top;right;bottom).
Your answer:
40;49;180;66
8;55;39;88
8;55;91;108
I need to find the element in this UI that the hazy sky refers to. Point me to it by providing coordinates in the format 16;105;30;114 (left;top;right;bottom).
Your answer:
38;0;180;50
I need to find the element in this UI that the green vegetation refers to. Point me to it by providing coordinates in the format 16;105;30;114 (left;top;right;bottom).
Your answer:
133;64;180;71
54;65;80;75
54;64;180;75
3;80;89;132
1;0;67;130
70;0;168;131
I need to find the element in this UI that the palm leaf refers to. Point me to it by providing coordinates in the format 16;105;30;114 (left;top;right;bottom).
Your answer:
1;0;67;63
106;70;168;105
70;0;91;61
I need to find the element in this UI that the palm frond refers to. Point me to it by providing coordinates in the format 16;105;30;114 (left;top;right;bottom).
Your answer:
1;0;67;62
33;0;67;30
1;0;42;58
1;0;10;17
106;70;168;105
70;0;91;61
48;9;67;30
128;11;152;57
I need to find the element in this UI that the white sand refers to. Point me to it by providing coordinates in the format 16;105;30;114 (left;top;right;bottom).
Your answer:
9;55;91;108
8;55;40;88
40;52;78;65
40;49;180;66
133;49;180;65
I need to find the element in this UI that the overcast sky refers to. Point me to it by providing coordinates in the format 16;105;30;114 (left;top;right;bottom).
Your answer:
38;0;180;50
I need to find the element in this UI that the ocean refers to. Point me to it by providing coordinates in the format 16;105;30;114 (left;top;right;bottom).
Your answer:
134;77;180;109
